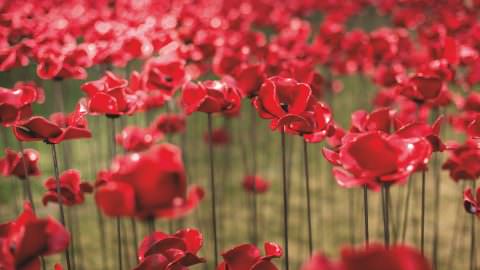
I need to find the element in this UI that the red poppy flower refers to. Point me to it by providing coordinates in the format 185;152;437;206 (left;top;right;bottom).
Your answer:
54;264;63;270
150;114;186;135
0;203;70;270
0;148;40;179
394;116;445;152
442;140;480;182
253;76;333;136
134;228;205;270
323;131;432;190
217;242;283;270
95;144;204;219
81;71;137;117
242;175;270;194
301;244;430;270
13;102;91;144
233;64;266;98
35;43;93;81
203;128;230;146
0;82;44;126
395;73;444;103
42;169;93;206
141;55;186;98
467;115;480;139
116;126;159;152
180;80;242;116
464;187;480;217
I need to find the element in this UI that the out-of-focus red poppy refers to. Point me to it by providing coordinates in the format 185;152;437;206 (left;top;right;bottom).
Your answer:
42;169;93;206
36;44;93;80
395;73;444;104
203;128;230;146
140;55;186;98
242;175;270;194
443;140;480;182
150;114;186;135
323;131;432;190
116;126;159;152
0;148;40;179
13;102;91;144
233;64;266;98
0;82;44;126
0;203;70;270
180;80;242;116
95;144;204;219
217;242;283;270
301;244;431;270
134;228;205;270
81;71;137;117
464;187;480;217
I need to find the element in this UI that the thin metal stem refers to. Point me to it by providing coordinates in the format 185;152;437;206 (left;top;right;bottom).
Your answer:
303;140;313;255
401;178;413;243
18;141;36;212
363;185;369;247
51;144;72;270
109;117;123;270
280;131;289;270
421;170;426;254
381;184;390;248
207;113;218;266
470;181;477;270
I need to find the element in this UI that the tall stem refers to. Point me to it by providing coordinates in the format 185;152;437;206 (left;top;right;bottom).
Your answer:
381;184;390;248
207;113;218;266
250;108;258;245
280;131;289;270
401;178;413;243
51;144;72;270
363;185;369;247
421;170;426;254
109;117;123;270
432;153;441;269
18;141;36;212
302;140;313;255
470;181;477;270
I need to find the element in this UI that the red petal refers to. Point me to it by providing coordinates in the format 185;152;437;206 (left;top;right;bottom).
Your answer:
95;182;136;217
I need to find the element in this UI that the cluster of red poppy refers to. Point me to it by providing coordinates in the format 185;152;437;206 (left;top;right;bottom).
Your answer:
2;0;480;269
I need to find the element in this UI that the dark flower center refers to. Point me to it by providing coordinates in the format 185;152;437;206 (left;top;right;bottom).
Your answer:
280;102;289;112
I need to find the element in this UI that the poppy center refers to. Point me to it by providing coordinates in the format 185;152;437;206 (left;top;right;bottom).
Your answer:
280;103;289;112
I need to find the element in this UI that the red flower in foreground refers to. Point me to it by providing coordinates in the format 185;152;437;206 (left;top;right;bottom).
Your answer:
203;128;230;146
81;71;136;117
180;80;242;115
0;203;70;270
217;242;283;270
0;148;40;179
301;244;430;270
13;102;91;144
42;169;93;206
95;144;204;219
0;82;44;126
116;126;159;152
464;187;480;217
242;175;270;194
150;114;186;135
134;228;205;270
323;131;431;190
443;140;480;181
